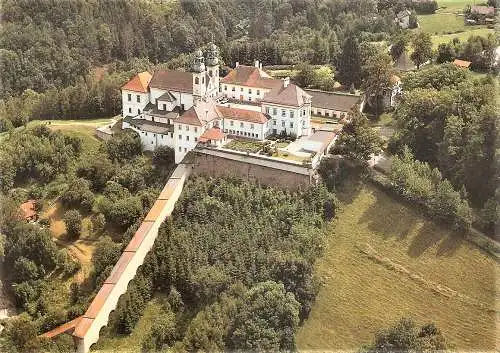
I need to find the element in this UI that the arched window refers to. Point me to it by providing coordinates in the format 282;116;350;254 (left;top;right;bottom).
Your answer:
195;77;199;84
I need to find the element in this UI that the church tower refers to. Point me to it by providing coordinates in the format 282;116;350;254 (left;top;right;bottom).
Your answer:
206;43;220;97
192;49;207;100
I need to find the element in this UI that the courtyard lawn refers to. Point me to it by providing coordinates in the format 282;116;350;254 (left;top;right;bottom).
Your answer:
296;181;499;351
224;138;264;153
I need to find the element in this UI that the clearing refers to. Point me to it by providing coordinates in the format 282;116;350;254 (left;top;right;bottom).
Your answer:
416;0;494;48
296;181;499;351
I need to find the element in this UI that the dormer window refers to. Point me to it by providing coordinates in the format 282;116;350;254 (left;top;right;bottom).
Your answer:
162;104;166;110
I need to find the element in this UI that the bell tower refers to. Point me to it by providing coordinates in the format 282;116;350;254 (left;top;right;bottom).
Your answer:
192;49;207;100
206;42;220;97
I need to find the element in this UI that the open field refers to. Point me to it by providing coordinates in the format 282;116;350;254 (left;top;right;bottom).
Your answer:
416;0;494;48
431;27;495;47
296;181;499;351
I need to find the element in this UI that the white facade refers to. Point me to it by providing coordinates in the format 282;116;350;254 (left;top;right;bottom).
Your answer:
221;83;269;103
262;103;311;138
149;88;193;112
222;118;267;140
122;90;149;116
121;51;315;164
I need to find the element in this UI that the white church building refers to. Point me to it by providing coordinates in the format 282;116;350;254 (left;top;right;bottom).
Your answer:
121;43;313;163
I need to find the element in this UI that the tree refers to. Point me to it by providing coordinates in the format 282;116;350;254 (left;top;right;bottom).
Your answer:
436;43;456;63
3;313;41;353
334;109;384;163
105;130;143;162
362;317;448;352
64;210;82;239
390;33;410;61
228;281;300;351
410;32;433;69
362;50;394;116
13;257;40;283
141;309;177;351
337;36;362;88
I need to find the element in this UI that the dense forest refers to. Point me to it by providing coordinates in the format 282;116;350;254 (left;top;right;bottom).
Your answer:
388;64;497;234
0;126;176;352
90;176;338;351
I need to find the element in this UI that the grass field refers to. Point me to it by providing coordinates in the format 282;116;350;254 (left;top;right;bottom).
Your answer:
431;27;495;47
296;181;499;351
416;0;494;48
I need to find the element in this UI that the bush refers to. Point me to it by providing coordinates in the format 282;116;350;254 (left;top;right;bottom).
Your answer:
63;210;82;239
413;0;438;14
13;257;40;283
3;313;41;353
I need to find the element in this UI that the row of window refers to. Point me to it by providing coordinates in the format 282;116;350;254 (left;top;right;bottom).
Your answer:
270;120;294;128
177;124;199;133
194;76;205;85
223;85;260;96
313;110;346;118
225;130;260;139
228;120;255;129
128;107;141;114
178;134;198;142
265;107;307;118
142;131;173;138
127;94;141;103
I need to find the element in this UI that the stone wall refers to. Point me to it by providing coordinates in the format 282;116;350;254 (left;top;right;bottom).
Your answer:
192;150;313;190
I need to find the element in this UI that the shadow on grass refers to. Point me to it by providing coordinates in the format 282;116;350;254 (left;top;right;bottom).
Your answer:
406;218;463;258
356;187;419;241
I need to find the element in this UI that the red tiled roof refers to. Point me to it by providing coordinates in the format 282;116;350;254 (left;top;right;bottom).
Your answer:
221;65;280;90
217;106;269;124
176;99;223;126
149;70;193;93
199;127;225;142
104;252;134;284
471;6;494;15
84;283;114;319
145;199;169;221
453;59;472;68
73;317;93;338
158;179;179;200
20;200;36;220
124;221;154;252
41;316;82;338
121;72;152;93
261;83;311;107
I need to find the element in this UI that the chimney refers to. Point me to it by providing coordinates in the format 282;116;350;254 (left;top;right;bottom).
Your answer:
283;77;290;88
235;62;239;68
254;60;259;68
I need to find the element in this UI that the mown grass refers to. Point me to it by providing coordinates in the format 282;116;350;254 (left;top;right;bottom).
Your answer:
296;181;499;351
224;138;264;153
431;28;495;47
416;0;494;48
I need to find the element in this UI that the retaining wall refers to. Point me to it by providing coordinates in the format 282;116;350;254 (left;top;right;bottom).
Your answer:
70;163;191;353
192;148;315;190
